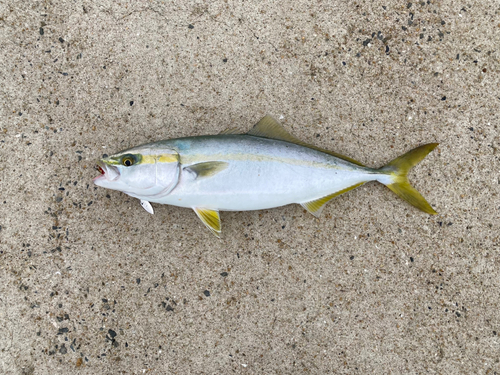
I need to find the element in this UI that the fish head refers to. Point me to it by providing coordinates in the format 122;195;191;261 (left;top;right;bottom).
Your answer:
93;145;180;198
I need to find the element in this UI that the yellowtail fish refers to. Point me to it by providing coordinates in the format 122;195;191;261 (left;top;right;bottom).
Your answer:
94;115;438;237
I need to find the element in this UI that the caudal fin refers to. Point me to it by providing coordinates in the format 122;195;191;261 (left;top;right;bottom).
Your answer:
379;143;439;214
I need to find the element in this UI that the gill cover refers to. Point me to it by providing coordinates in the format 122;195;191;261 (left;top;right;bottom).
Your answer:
149;150;182;199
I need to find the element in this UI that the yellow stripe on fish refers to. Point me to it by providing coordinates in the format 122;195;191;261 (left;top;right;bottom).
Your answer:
141;154;178;164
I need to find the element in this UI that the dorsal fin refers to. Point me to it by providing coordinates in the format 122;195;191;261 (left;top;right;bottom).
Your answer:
247;115;365;167
219;127;240;135
247;115;301;143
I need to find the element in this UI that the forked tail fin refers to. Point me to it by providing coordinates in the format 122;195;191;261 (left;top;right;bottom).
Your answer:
378;143;439;214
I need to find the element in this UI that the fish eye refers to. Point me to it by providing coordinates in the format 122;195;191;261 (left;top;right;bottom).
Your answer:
122;155;135;167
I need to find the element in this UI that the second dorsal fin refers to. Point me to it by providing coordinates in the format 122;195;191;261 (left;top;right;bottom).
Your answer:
247;115;365;167
247;115;302;143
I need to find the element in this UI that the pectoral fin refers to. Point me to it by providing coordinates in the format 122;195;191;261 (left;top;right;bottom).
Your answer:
301;182;366;217
193;207;221;238
184;161;229;179
140;200;154;214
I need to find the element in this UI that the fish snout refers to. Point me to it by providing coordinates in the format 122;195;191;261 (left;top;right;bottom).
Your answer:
93;161;120;184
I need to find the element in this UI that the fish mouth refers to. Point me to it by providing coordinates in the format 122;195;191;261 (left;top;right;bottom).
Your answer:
93;161;120;182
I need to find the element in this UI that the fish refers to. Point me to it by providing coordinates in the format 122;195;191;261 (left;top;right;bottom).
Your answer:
93;115;438;237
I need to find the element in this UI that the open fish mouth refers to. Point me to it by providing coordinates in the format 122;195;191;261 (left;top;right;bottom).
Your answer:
93;161;120;182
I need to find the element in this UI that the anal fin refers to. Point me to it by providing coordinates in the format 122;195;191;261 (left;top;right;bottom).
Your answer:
193;207;221;238
301;182;366;217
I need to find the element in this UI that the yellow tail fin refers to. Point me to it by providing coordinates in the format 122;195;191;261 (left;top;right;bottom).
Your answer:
379;143;439;214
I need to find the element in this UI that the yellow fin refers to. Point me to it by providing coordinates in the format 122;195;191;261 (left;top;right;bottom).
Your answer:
219;127;240;135
380;143;438;215
247;115;365;167
247;115;301;143
185;161;229;178
301;182;366;217
193;207;221;237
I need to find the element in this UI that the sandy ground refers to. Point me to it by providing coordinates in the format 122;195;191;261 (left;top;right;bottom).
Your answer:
1;0;499;373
